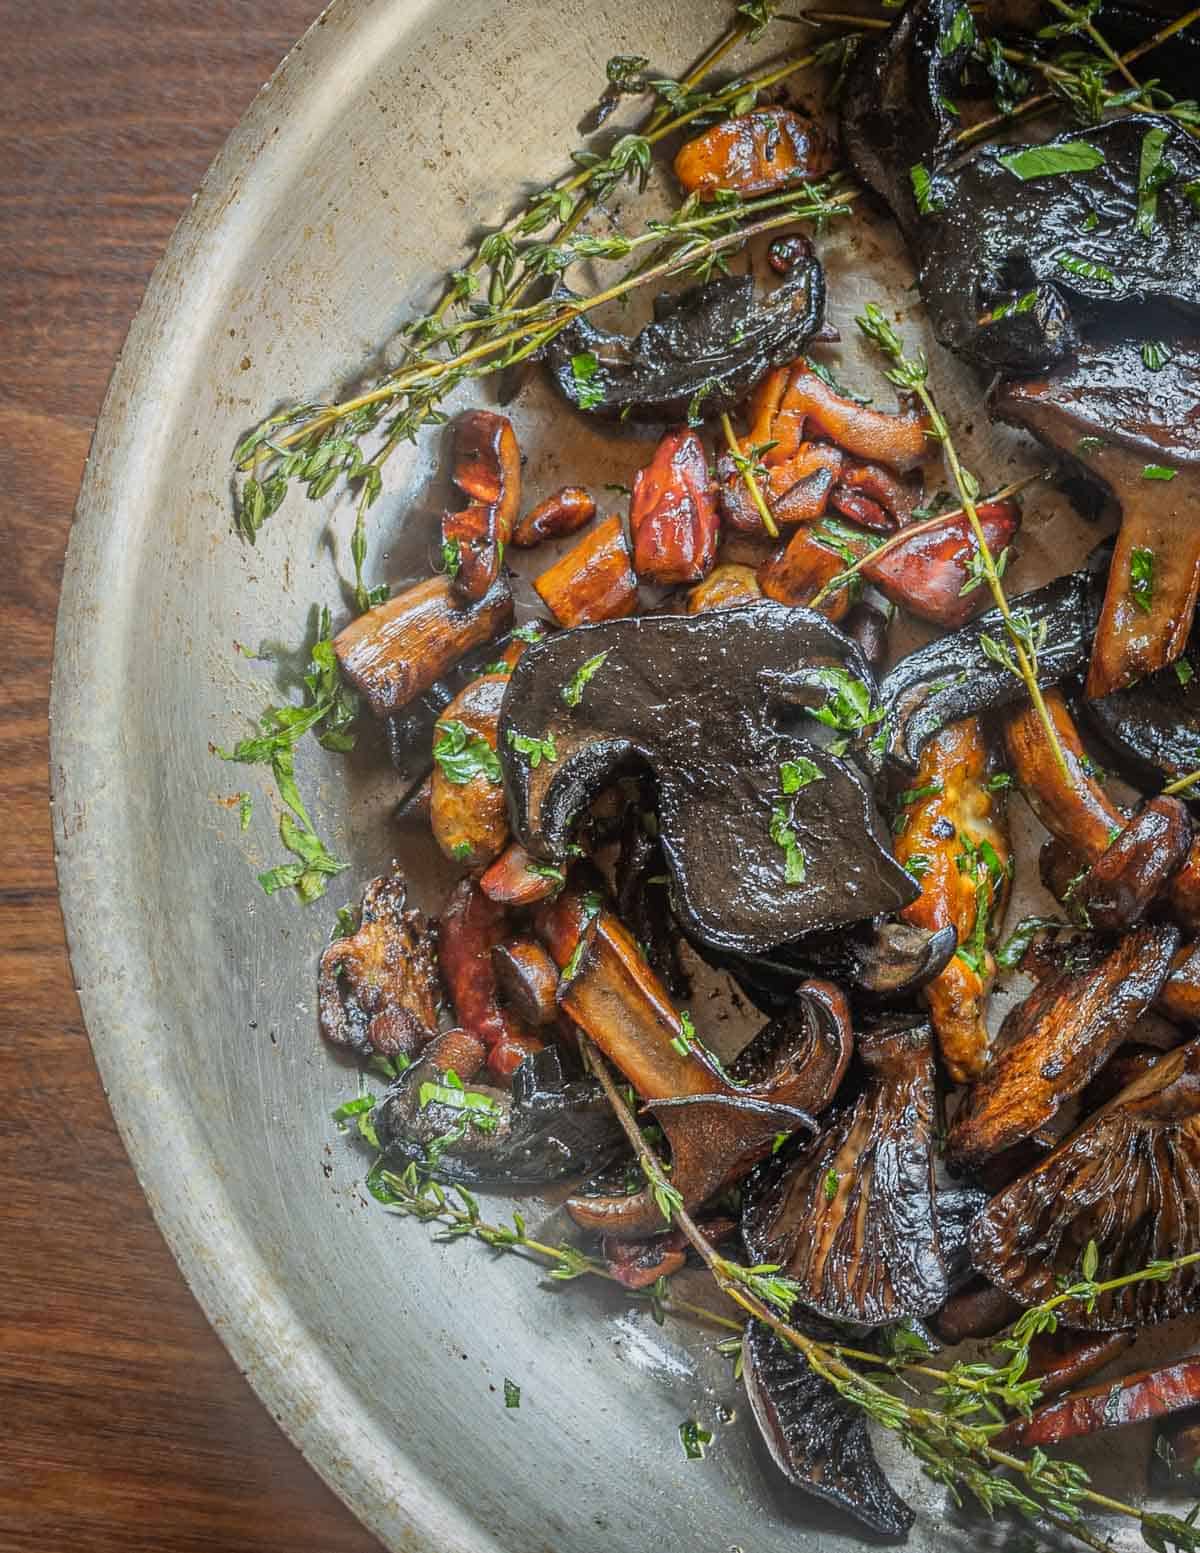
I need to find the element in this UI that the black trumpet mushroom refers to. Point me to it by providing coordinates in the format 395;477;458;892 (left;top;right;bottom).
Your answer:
742;1014;948;1326
1083;634;1200;787
373;1041;628;1188
541;265;826;423
499;602;918;960
742;1318;915;1541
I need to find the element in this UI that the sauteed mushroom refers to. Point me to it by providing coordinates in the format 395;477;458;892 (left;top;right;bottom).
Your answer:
1000;1358;1200;1449
742;1319;915;1540
673;109;831;200
429;674;510;866
742;1015;947;1325
318;874;440;1059
533;514;638;627
628;428;719;584
441;410;521;603
439;879;544;1080
499;603;917;959
972;1040;1200;1329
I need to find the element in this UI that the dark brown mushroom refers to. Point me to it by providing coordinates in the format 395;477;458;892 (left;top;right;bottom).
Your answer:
1072;797;1193;934
629;428;719;584
998;1358;1200;1449
934;1280;1021;1346
892;715;1011;1082
373;1034;627;1188
947;922;1181;1169
562;920;851;1238
317;874;439;1059
742;1016;947;1325
479;842;563;908
440;410;521;603
511;486;596;548
742;1319;915;1541
995;337;1200;697
742;360;929;477
499;604;918;960
492;939;559;1028
333;575;513;718
971;1039;1200;1329
1153;1406;1200;1488
685;562;762;614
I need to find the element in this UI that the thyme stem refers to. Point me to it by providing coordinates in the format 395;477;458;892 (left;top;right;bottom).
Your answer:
1163;768;1200;798
855;305;1069;780
720;411;779;538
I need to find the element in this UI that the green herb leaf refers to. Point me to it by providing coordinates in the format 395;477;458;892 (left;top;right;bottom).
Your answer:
1076;434;1105;455
1142;340;1171;371
779;757;823;794
995;915;1064;969
561;651;609;708
1176;659;1195;687
570;351;605;411
769;802;807;885
1143;464;1177;481
512;622;548;644
442;537;462;578
803;666;882;733
986;771;1013;792
417;1071;502;1133
998;143;1106;181
904;854;931;880
506;730;558;767
910;162;944;216
236;792;253;830
679;1419;714;1460
433;720;502;785
985;288;1039;325
1055;251;1116;287
1134;125;1174;239
823;1167;840;1202
503;1377;521;1408
937;4;975;54
1130;546;1155;614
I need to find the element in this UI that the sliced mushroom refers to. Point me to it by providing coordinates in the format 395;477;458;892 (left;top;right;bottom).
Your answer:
542;266;826;424
511;486;595;548
673;108;830;200
893;716;1011;1082
757;524;852;620
430;674;509;866
934;1280;1020;1346
374;1035;627;1188
480;842;564;907
999;1358;1200;1449
441;410;521;603
492;939;559;1028
861;500;1021;629
318;874;439;1058
742;1319;915;1540
1022;1329;1136;1401
742;1016;947;1325
1083;635;1200;788
971;1039;1200;1329
880;565;1099;769
533;513;637;627
935;1186;990;1291
842;601;890;673
563;927;851;1238
1073;797;1193;935
686;562;762;614
829;461;918;533
718;440;844;533
947;923;1180;1168
743;360;929;476
996;336;1200;696
629;428;719;584
499;603;917;959
333;575;514;718
1153;1407;1200;1487
601;1216;737;1291
438;879;543;1080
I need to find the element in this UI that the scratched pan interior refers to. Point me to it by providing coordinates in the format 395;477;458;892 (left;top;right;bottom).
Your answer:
49;0;1190;1549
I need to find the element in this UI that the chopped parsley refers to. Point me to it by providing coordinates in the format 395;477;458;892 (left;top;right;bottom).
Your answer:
503;1378;521;1409
998;143;1105;181
779;756;823;793
1177;659;1196;687
561;651;609;708
910;162;944;216
770;802;806;885
433;720;502;784
823;1167;840;1202
507;729;559;767
442;537;462;578
512;622;548;643
1076;435;1105;456
937;4;975;54
679;1419;713;1461
1143;464;1177;481
1134;125;1175;239
904;853;931;880
1130;547;1155;614
986;288;1038;325
331;1093;380;1150
670;1009;698;1056
570;351;605;410
417;1069;502;1133
1142;340;1171;372
1055;252;1116;287
986;771;1013;792
897;778;943;807
803;666;882;734
996;915;1065;970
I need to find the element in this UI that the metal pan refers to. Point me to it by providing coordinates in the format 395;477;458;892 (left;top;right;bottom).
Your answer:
49;0;1173;1548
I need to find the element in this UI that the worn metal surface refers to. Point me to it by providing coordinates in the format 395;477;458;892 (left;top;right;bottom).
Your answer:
50;0;1169;1548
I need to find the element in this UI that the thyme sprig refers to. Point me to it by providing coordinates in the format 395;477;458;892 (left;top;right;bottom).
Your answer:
854;304;1069;779
720;412;779;538
576;1035;1200;1552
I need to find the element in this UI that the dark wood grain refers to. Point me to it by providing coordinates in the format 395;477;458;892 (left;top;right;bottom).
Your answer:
0;6;379;1548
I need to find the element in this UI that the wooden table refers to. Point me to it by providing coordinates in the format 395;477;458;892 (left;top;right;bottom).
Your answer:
0;5;379;1547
